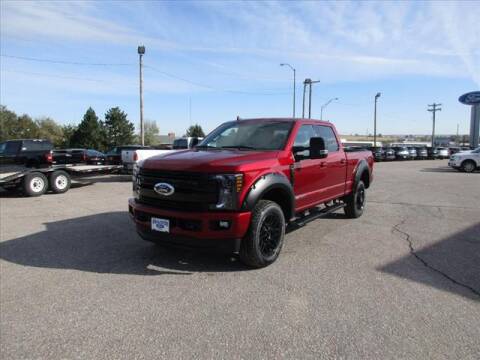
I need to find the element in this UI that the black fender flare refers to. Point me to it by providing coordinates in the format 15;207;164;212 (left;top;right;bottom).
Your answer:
354;160;370;188
241;173;295;221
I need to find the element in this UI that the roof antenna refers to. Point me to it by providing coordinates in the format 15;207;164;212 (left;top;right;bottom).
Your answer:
236;115;241;121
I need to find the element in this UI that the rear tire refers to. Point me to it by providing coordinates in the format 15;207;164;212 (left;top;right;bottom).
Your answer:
49;170;71;193
23;172;48;197
239;200;285;268
462;160;476;173
344;180;366;218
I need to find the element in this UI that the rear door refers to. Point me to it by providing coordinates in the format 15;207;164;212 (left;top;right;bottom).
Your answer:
314;125;347;200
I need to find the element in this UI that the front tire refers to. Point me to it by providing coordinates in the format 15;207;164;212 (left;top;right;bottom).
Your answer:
23;172;48;197
49;170;71;193
462;160;476;173
239;200;285;268
344;180;366;218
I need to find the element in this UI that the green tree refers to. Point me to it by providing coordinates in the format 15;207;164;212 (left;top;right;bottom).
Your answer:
16;114;39;139
185;124;205;137
71;107;104;149
0;105;18;141
104;107;135;148
35;117;64;147
60;124;77;148
144;120;159;146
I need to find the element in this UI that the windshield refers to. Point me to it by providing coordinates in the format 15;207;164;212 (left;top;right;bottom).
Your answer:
472;147;480;153
0;142;5;154
198;120;293;150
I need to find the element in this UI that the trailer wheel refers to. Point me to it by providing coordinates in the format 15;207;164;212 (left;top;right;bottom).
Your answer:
49;170;71;193
23;172;48;197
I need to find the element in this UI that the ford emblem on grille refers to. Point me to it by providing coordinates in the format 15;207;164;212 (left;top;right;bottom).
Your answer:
154;182;175;196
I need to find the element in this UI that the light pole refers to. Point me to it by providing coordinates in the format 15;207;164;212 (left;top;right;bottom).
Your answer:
302;79;310;118
308;79;320;119
374;92;381;148
280;63;296;118
138;45;145;146
320;97;338;121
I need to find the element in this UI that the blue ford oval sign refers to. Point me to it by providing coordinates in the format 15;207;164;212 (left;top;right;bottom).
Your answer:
154;183;175;196
459;91;480;105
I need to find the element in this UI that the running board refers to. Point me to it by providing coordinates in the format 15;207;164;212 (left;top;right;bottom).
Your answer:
292;202;346;228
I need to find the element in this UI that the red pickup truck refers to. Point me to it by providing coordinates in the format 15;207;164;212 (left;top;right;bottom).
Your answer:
129;118;374;267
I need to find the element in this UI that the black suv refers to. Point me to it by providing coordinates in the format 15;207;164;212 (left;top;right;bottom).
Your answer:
368;147;385;162
0;139;53;168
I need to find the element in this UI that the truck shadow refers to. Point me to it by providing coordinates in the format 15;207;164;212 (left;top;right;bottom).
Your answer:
378;222;480;301
0;212;249;275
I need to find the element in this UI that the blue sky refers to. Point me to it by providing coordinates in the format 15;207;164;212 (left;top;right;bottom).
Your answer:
1;0;479;136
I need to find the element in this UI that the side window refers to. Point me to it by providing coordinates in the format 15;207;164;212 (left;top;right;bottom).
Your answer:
5;141;21;155
293;125;315;158
314;125;339;152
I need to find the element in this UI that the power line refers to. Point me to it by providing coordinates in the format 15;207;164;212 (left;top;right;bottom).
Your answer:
1;54;135;66
144;64;289;96
2;69;105;82
2;53;290;95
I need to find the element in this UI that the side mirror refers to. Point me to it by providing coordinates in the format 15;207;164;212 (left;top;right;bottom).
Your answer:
310;137;328;159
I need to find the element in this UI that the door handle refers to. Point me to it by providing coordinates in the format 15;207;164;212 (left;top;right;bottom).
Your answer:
340;158;347;164
320;161;326;167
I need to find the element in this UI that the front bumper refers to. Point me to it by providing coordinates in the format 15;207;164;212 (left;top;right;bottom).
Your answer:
448;160;461;168
128;198;251;253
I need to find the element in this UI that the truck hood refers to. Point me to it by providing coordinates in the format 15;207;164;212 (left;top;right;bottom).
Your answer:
142;149;281;172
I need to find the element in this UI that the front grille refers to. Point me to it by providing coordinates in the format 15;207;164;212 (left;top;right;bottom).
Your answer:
137;169;218;211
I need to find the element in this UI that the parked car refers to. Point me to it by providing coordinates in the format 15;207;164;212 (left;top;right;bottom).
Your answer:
437;147;450;159
416;147;428;160
0;139;53;168
427;147;440;159
129;118;374;268
408;147;417;160
105;145;150;165
368;147;385;162
393;146;410;160
448;147;480;172
383;147;396;161
53;148;105;165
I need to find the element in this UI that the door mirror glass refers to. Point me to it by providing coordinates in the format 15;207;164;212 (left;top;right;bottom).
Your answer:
310;137;328;159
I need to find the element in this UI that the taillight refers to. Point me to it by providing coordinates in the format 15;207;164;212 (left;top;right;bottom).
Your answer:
133;151;138;162
45;151;53;163
83;152;87;162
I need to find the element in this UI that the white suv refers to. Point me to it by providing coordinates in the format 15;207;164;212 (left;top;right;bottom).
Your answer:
448;147;480;173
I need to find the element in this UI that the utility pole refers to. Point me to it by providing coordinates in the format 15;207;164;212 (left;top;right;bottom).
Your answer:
428;103;442;148
280;63;296;118
456;123;459;145
374;93;381;148
302;79;309;118
138;45;145;146
307;79;320;119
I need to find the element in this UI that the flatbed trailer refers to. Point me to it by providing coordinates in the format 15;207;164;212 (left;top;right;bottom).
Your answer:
0;164;123;197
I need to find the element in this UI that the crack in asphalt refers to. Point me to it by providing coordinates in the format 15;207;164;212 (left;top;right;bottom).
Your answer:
392;220;480;298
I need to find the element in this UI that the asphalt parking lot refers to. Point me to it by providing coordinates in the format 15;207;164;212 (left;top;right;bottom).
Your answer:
1;160;479;359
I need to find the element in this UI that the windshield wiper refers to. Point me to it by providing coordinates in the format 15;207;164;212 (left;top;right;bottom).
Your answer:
220;145;256;150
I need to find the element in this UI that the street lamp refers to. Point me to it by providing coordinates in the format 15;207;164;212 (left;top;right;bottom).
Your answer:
138;45;145;146
280;63;296;118
374;92;381;148
320;97;338;121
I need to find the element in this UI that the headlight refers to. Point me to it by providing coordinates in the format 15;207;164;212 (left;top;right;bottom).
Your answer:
210;174;243;210
132;162;143;198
